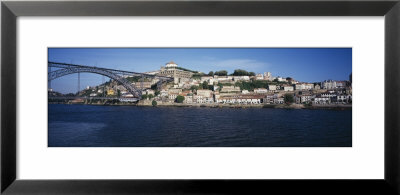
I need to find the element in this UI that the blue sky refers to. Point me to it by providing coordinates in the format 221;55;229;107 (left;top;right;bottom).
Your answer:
48;48;352;94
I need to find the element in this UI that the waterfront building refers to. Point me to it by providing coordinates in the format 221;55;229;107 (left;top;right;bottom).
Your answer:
314;97;330;104
197;89;213;98
274;98;284;104
295;95;313;104
168;93;178;101
160;90;168;97
183;94;193;104
217;94;264;104
194;95;213;104
242;90;250;94
256;74;264;80
263;94;275;104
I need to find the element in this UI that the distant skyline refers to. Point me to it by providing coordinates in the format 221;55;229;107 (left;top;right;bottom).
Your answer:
48;48;352;94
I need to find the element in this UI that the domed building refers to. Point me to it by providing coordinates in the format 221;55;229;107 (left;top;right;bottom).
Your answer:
165;61;178;69
158;61;193;84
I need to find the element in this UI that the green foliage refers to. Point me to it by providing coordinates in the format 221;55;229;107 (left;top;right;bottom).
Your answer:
234;80;269;91
176;67;198;73
126;76;140;82
232;69;249;76
148;94;154;99
152;100;157;106
231;69;256;76
141;94;148;100
117;89;121;98
284;94;294;104
208;71;214;76
214;70;228;76
151;84;157;90
176;95;185;103
190;85;199;91
202;81;209;90
155;91;160;96
192;72;206;79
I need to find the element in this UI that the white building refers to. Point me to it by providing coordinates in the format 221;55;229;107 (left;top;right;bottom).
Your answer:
274;98;284;104
221;86;241;93
254;88;268;94
264;72;272;80
165;61;178;68
168;93;178;101
160;90;168;97
322;80;337;89
277;77;287;82
314;97;330;104
283;86;294;92
268;85;277;91
197;89;213;98
233;76;250;81
146;89;155;96
184;95;193;104
295;83;314;91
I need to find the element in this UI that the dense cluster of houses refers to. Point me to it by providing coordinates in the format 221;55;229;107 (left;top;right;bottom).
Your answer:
86;61;352;105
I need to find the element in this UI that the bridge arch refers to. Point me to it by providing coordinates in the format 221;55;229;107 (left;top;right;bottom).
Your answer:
48;67;142;98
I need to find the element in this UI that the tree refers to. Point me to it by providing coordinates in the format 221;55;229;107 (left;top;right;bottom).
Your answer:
215;70;228;76
233;69;249;76
190;85;199;92
202;81;209;90
117;89;121;97
152;100;157;106
176;95;185;103
284;94;294;104
141;94;148;100
249;72;256;76
208;71;214;76
148;94;154;99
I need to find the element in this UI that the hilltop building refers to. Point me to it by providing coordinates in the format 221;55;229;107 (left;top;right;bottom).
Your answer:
158;61;193;84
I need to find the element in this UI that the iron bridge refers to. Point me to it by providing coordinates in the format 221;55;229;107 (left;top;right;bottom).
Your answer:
48;61;173;99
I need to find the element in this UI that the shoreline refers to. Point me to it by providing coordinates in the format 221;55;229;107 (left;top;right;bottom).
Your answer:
48;101;352;110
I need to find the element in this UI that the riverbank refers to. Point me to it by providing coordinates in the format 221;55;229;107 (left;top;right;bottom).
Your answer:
50;101;351;110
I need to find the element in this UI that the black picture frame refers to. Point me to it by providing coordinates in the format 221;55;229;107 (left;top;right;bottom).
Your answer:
2;0;399;194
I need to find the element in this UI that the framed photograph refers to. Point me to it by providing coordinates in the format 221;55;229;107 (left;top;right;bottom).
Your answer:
2;0;400;194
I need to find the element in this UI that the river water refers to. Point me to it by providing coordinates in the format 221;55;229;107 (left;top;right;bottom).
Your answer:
48;104;352;147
